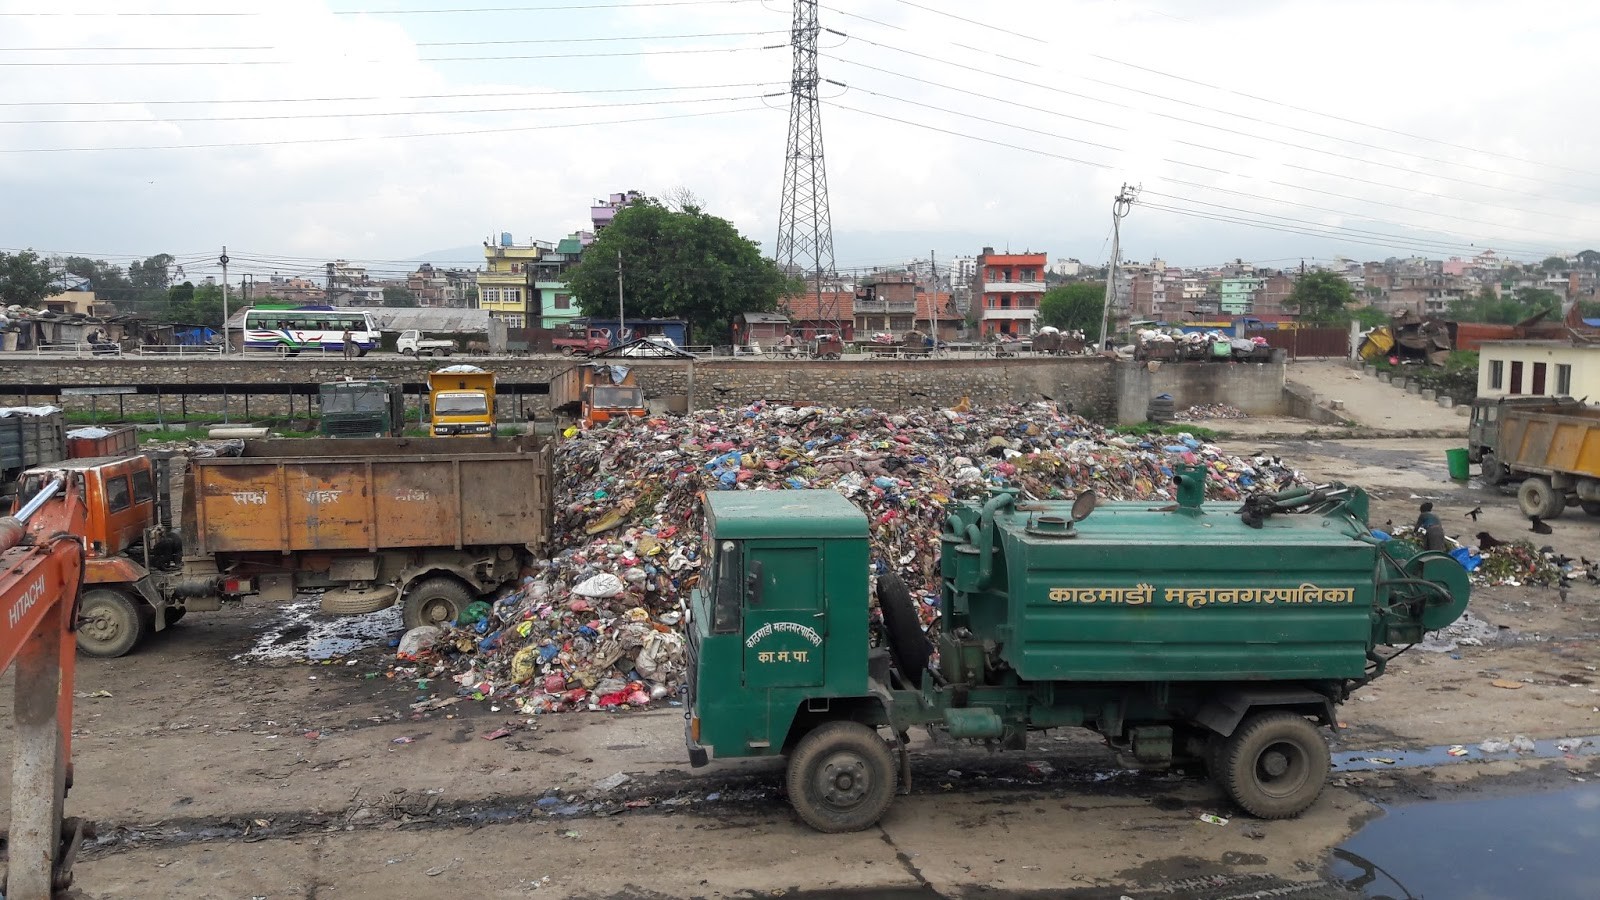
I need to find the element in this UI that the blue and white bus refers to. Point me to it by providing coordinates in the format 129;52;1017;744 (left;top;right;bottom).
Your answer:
242;307;378;355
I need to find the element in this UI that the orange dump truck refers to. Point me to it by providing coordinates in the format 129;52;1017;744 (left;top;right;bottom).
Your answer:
1468;395;1600;518
17;436;553;657
551;363;646;424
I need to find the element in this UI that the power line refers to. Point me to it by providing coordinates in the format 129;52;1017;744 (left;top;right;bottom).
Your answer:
0;1;758;15
824;54;1121;131
0;45;272;52
0;92;768;126
884;0;1041;43
833;81;1123;153
0;42;783;67
0;104;770;153
0;29;781;54
0;81;775;108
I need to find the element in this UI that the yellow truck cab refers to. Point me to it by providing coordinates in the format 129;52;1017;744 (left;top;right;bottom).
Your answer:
427;366;496;437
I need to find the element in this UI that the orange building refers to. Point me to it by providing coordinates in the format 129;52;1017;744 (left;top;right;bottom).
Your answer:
972;248;1046;337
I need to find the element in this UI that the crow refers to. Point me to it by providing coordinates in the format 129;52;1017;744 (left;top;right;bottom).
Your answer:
1383;519;1394;532
1467;506;1483;521
1477;531;1506;550
1530;515;1554;535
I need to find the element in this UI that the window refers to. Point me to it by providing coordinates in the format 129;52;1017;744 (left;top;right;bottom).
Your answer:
1557;363;1573;395
554;293;571;310
131;469;153;504
1490;360;1504;389
483;288;500;303
504;288;521;304
501;314;524;329
105;476;131;513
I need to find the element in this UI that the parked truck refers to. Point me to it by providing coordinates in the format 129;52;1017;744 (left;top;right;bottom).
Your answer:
319;380;406;438
398;329;456;357
551;363;646;425
66;424;138;459
427;366;496;437
684;467;1470;832
1467;395;1600;517
0;408;66;498
16;436;552;657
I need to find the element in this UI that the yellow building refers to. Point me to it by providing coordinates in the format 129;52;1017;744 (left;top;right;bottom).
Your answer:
479;236;543;328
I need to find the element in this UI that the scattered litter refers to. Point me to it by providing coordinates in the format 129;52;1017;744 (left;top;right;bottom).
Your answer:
1556;737;1587;753
1026;761;1055;777
592;772;631;792
1174;403;1248;421
1198;813;1229;826
1511;734;1536;753
1446;745;1468;757
1491;679;1525;690
303;731;321;741
391;736;416;745
1478;739;1511;754
481;727;513;741
1368;757;1397;765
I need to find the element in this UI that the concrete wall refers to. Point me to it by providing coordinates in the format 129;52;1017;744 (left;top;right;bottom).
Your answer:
0;355;1290;425
1113;360;1287;424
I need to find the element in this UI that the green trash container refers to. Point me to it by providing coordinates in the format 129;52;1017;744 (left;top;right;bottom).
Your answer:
1446;448;1471;480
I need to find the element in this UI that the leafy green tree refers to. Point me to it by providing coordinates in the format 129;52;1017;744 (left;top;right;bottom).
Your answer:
382;286;419;308
1283;270;1355;324
0;249;55;306
1541;255;1569;272
563;196;788;342
1447;286;1561;324
127;254;174;294
162;282;226;327
1575;249;1600;270
62;256;134;300
1352;305;1388;328
1037;282;1106;342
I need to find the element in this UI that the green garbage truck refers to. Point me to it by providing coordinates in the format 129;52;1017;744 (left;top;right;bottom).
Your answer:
684;465;1470;832
319;380;406;439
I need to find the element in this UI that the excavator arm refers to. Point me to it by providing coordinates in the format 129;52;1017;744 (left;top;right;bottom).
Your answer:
0;478;90;899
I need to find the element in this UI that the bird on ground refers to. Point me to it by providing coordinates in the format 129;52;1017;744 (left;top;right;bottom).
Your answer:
1383;519;1394;532
1467;506;1483;521
1530;516;1554;535
1477;531;1506;550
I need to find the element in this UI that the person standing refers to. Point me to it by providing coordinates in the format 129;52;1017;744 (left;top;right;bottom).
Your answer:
342;329;354;359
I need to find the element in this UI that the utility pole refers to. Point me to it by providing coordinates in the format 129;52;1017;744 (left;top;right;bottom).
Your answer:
615;250;625;348
325;262;335;304
1099;184;1138;351
219;246;230;356
930;249;939;352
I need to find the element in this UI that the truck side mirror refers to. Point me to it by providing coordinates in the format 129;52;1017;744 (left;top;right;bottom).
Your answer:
746;560;764;607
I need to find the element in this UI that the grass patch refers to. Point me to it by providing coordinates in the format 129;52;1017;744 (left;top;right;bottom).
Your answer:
1111;422;1222;441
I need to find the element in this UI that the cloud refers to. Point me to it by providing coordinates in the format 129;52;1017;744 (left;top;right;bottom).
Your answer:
1;0;1596;277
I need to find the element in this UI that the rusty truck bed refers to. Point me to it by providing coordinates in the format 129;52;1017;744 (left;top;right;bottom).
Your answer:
1501;407;1600;479
188;436;551;554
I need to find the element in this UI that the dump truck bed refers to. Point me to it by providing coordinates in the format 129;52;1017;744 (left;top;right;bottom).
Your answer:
0;411;66;477
983;499;1380;682
188;437;551;554
1499;406;1600;479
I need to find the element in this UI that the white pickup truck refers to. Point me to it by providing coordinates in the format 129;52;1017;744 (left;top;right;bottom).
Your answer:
397;330;456;357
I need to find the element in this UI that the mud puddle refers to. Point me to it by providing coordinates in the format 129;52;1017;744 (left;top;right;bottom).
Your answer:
1331;782;1600;898
232;599;403;662
1333;735;1600;772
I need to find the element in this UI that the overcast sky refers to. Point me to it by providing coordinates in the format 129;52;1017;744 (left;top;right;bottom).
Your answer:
1;0;1596;284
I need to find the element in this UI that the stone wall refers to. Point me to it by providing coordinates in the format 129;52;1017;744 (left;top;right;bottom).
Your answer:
1113;360;1287;424
0;356;1120;421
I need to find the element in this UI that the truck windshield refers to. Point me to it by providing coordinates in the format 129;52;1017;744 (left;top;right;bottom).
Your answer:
436;393;488;416
324;391;386;413
591;386;642;409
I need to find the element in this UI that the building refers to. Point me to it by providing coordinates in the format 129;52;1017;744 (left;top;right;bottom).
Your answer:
972;248;1047;337
40;275;99;316
251;275;323;305
1251;273;1296;318
477;234;541;328
782;288;854;340
528;233;586;328
1477;340;1596;398
1050;258;1082;278
914;292;959;341
591;191;643;233
407;264;476;307
854;272;919;336
732;312;791;346
1216;275;1264;315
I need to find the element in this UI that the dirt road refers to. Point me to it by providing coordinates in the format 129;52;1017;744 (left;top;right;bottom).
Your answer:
5;430;1600;898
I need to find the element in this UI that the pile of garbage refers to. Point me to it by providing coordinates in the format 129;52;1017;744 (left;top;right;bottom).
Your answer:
1386;526;1572;588
395;402;1308;712
1174;403;1248;421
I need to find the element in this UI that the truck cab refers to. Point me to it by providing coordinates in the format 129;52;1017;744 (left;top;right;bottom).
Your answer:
427;367;496;437
319;380;405;438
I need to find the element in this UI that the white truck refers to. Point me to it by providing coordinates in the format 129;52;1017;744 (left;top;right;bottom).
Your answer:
397;330;456;357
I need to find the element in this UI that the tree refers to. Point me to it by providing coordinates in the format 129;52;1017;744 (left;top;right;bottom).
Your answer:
1447;286;1561;324
382;286;419;308
128;254;174;294
1037;282;1106;342
564;196;788;341
0;249;54;306
163;282;226;327
1541;255;1569;272
1282;270;1354;325
1576;249;1600;270
1351;305;1388;328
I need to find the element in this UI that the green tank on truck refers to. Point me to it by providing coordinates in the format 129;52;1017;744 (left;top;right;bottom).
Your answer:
684;464;1470;832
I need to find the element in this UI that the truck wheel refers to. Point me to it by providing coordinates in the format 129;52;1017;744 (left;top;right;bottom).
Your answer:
401;348;416;357
403;576;474;629
786;721;897;833
1583;501;1600;517
1216;712;1329;819
77;589;146;658
876;574;930;688
1480;452;1507;486
1517;477;1564;519
560;346;574;356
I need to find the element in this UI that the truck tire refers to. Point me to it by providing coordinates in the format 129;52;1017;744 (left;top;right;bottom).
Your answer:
876;574;930;688
1517;477;1564;519
77;588;146;658
1583;501;1600;517
785;721;897;833
1216;712;1330;819
401;347;416;357
1480;452;1507;486
403;576;474;629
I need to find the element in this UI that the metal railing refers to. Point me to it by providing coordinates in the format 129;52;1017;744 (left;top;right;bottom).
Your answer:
134;344;223;357
19;342;122;358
